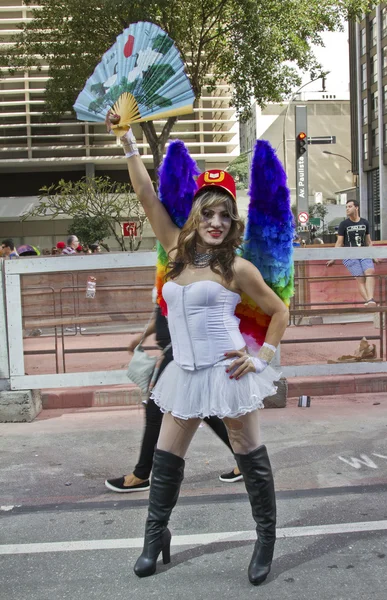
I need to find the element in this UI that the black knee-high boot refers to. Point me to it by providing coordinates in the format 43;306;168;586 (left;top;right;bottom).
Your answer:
134;449;185;578
235;445;276;586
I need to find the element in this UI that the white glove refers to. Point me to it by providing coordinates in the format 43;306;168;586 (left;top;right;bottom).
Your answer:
121;128;139;158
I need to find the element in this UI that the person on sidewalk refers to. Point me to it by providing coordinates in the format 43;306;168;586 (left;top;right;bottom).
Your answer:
113;124;288;586
1;238;19;259
61;235;79;255
105;300;242;494
326;199;379;305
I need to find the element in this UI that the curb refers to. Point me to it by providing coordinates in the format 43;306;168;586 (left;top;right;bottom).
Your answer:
287;373;387;398
41;373;387;409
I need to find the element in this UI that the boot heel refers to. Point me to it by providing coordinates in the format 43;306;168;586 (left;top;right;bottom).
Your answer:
162;541;171;564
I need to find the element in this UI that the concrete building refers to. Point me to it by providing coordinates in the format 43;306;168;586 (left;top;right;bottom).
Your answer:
0;1;239;250
240;93;354;224
349;5;387;241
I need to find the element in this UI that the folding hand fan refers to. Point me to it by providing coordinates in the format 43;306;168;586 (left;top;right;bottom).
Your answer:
74;21;195;136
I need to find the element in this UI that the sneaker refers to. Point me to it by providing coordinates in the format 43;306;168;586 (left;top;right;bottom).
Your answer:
104;476;150;493
219;469;244;483
364;299;376;306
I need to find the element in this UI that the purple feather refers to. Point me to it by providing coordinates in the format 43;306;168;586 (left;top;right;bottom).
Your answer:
158;140;199;227
243;140;294;289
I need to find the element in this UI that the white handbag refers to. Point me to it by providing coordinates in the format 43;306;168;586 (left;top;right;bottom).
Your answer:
127;312;171;394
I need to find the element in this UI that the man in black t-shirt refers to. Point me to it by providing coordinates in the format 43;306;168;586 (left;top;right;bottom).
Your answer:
337;216;369;248
327;200;378;304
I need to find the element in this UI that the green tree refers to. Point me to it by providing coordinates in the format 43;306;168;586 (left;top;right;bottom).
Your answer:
69;215;112;250
0;0;375;172
227;153;249;189
24;177;148;251
309;203;329;232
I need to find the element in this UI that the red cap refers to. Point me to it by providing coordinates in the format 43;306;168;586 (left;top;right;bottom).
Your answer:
56;241;66;249
195;170;236;201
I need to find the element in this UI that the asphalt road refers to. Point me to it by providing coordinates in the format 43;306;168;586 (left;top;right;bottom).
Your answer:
1;395;387;600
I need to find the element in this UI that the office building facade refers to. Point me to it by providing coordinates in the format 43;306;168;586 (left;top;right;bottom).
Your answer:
240;95;353;212
349;4;387;240
0;1;239;248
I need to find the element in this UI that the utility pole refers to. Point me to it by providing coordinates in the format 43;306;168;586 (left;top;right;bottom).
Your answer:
295;105;309;217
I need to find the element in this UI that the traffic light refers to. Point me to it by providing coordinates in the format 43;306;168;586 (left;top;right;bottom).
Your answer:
296;132;307;158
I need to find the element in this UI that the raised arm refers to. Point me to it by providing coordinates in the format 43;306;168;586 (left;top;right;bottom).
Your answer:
123;131;180;252
106;116;180;252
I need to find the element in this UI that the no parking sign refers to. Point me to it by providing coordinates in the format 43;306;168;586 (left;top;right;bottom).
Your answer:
298;211;309;224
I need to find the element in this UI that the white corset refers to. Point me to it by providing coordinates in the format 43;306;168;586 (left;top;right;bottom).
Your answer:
162;280;245;370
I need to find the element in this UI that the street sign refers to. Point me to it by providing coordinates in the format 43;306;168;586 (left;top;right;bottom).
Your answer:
298;211;309;224
308;136;336;145
309;217;321;226
123;222;137;237
295;105;308;215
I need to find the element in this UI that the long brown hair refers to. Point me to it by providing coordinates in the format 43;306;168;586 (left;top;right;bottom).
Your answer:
166;190;244;283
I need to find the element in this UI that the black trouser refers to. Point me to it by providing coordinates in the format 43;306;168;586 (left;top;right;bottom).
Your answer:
133;351;233;480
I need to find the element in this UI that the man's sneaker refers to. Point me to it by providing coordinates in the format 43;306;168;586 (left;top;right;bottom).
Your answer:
104;476;150;493
219;469;244;483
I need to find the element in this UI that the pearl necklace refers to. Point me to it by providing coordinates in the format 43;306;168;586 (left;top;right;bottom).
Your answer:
193;249;214;268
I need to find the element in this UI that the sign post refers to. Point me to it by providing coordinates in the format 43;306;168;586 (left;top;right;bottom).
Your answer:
295;105;309;216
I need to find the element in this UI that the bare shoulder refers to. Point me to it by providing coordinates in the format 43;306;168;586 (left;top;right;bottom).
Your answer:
233;256;261;278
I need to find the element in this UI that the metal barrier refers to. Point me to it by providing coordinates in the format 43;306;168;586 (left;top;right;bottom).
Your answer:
287;273;387;361
0;246;386;391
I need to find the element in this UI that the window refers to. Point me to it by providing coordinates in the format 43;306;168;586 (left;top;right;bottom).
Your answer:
363;132;368;160
362;97;368;125
383;46;387;76
382;7;387;38
372;90;379;119
371;54;378;84
372;128;380;156
361;27;366;55
370;16;377;47
361;62;367;90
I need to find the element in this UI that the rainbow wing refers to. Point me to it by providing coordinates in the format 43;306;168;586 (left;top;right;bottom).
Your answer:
156;140;199;313
236;140;294;352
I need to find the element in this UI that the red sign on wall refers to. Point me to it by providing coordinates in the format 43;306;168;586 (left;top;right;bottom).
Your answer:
122;222;137;237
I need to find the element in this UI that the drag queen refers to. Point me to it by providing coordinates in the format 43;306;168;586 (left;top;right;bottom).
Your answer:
118;127;289;586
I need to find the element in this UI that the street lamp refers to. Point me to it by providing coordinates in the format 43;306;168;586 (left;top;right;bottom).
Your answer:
322;150;352;173
323;150;359;204
282;72;329;176
322;150;351;164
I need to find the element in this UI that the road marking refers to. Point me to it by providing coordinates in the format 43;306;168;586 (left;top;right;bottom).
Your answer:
373;453;387;460
1;520;387;555
338;454;379;469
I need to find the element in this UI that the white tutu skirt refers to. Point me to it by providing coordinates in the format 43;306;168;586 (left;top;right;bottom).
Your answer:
150;359;280;420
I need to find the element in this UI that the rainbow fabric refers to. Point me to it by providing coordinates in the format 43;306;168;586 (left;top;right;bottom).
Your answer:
156;140;199;313
155;139;294;352
235;140;294;351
